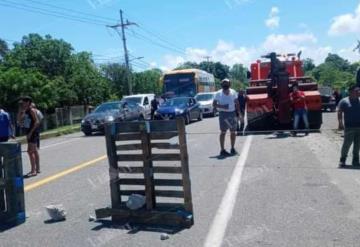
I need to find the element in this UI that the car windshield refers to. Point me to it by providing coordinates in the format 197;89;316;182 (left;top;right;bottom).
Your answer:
195;94;214;102
124;97;142;104
94;103;120;113
162;98;189;107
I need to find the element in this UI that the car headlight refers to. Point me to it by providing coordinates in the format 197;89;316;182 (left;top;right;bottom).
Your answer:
81;119;85;124
175;109;184;115
106;116;115;122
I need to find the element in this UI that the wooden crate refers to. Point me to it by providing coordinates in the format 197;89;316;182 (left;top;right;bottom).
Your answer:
96;118;194;228
0;143;26;225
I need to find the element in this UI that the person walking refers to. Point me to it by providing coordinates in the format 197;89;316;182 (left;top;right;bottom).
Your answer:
18;97;40;176
150;96;159;120
213;79;240;157
290;84;309;136
0;106;14;142
338;85;360;167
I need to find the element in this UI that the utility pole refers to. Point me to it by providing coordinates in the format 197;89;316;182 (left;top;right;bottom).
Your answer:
107;9;137;95
203;56;212;73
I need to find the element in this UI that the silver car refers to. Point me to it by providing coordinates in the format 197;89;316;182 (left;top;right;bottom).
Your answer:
195;92;217;117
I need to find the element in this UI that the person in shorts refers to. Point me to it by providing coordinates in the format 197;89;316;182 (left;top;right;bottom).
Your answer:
213;79;241;157
18;96;40;176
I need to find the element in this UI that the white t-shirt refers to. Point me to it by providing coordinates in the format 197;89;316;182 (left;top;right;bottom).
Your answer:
214;89;238;112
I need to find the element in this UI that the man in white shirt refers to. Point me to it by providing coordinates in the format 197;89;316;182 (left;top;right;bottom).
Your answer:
213;79;241;156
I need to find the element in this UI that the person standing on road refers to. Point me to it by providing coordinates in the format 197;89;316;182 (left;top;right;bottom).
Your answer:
290;84;309;136
237;89;246;134
213;79;241;157
338;85;360;167
17;97;40;176
0;106;14;142
150;96;159;120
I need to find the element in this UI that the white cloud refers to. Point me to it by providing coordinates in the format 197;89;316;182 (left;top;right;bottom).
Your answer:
265;7;280;29
329;3;360;35
159;32;359;70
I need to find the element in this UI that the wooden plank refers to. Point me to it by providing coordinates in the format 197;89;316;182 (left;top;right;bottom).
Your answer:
105;124;122;207
153;166;182;174
151;153;181;161
149;120;178;132
118;166;143;173
116;133;142;141
119;178;145;185
155;190;184;198
117;154;144;162
141;130;156;210
96;207;193;228
150;132;178;140
121;190;145;196
154;179;183;186
116;143;142;151
151;143;180;149
177;118;194;213
113;121;145;133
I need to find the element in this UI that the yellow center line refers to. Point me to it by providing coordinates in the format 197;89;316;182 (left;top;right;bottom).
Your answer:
25;155;107;192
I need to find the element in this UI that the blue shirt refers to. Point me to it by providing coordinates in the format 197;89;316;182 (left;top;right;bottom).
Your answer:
0;109;11;137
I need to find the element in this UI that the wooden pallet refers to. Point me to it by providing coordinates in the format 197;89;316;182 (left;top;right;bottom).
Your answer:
96;118;194;228
0;143;25;225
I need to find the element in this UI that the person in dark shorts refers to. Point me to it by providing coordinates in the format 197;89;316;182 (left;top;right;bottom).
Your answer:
0;107;14;142
213;79;241;157
18;96;40;176
338;85;360;167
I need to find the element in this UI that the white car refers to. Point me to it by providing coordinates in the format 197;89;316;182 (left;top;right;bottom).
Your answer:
123;94;155;119
195;92;217;117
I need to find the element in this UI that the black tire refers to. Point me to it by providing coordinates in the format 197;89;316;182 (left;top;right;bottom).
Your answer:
138;115;145;121
83;131;92;136
198;111;203;121
185;113;190;125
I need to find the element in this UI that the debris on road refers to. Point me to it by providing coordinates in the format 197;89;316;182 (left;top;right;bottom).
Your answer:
160;233;170;240
126;194;146;210
45;204;66;221
88;215;96;222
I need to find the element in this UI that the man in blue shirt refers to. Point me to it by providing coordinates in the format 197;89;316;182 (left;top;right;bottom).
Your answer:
0;107;14;142
338;85;360;167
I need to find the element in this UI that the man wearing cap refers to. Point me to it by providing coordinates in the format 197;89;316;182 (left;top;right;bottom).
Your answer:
213;79;241;156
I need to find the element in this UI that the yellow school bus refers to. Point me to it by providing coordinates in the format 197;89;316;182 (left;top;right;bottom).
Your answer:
161;69;215;97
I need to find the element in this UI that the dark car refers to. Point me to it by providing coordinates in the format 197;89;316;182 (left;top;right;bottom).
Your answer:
319;86;336;112
81;101;142;136
154;97;203;124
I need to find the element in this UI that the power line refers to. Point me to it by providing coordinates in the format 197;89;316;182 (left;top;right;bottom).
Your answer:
0;1;109;26
123;11;186;53
24;0;117;23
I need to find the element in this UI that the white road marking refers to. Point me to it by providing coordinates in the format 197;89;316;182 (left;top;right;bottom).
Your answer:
204;135;253;247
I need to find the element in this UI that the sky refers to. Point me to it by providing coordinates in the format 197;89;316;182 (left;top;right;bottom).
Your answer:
1;0;360;71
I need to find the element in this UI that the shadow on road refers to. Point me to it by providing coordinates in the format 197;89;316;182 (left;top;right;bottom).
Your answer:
339;165;360;170
91;219;186;235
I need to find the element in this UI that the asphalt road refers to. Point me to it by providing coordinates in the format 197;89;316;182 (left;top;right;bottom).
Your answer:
2;112;360;247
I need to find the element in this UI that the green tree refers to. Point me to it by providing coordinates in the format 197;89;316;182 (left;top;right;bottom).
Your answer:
4;34;73;78
303;58;315;75
101;63;129;98
0;39;9;61
132;69;162;94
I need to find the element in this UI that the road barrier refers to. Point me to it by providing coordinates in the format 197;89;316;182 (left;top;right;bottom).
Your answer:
96;118;194;228
0;143;25;225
